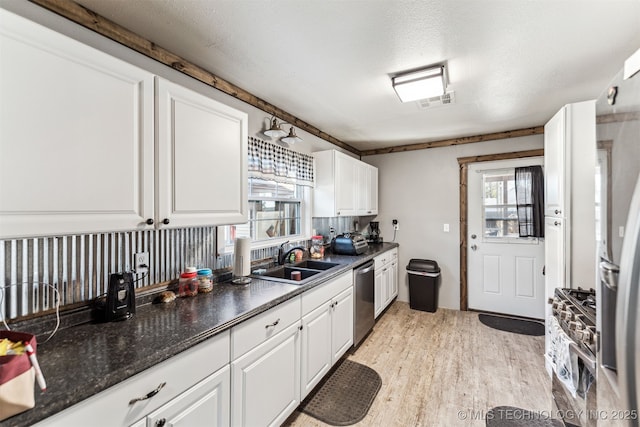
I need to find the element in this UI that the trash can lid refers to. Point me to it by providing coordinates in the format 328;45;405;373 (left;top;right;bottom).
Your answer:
406;259;440;273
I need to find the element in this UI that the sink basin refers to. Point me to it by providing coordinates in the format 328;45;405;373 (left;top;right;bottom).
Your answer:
250;260;342;285
261;266;321;281
291;260;340;270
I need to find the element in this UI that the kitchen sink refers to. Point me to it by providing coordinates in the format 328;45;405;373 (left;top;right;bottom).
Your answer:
290;260;340;270
250;260;342;285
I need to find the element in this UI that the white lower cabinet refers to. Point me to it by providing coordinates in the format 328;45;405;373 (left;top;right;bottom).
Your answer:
330;287;354;364
144;365;230;427
230;321;301;427
374;248;399;318
34;332;230;427
300;303;333;398
300;271;354;399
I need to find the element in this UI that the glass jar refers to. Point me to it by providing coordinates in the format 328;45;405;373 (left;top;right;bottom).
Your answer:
311;235;324;258
197;268;213;293
178;270;198;297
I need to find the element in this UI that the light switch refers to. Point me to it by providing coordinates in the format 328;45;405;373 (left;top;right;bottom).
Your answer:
443;223;450;232
620;226;625;238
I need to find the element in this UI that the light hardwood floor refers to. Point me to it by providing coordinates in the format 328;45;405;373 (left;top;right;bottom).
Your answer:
284;301;553;427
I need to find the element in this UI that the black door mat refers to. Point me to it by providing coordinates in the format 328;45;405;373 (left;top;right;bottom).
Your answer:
478;314;544;336
299;359;382;426
486;406;564;426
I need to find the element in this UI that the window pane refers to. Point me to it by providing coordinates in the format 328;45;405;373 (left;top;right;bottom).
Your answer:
482;170;519;239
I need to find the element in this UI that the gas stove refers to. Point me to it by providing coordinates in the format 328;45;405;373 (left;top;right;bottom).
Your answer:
551;287;596;356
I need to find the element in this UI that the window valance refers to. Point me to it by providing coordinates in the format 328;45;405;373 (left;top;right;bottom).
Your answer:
248;137;314;187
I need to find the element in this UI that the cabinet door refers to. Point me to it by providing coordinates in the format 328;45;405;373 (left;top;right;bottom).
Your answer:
544;217;566;291
231;322;300;427
146;365;230;427
369;165;379;215
335;153;357;216
300;303;332;399
156;78;248;228
389;261;398;300
0;9;154;238
374;269;384;319
331;287;354;364
544;107;566;218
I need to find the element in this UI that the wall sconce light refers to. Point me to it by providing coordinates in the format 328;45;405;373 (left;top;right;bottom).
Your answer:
264;115;287;138
263;114;303;144
281;127;302;144
392;65;446;102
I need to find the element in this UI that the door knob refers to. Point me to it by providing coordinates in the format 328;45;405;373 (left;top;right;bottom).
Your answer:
471;234;477;239
470;244;478;251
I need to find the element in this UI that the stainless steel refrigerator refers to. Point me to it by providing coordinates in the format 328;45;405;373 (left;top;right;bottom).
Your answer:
596;47;640;424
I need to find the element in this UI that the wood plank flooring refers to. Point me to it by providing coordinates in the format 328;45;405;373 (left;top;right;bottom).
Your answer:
283;301;553;427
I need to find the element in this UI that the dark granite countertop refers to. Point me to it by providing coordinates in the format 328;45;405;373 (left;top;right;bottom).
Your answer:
4;243;398;427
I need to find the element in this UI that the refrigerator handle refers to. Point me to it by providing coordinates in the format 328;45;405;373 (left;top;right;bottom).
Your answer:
600;260;620;291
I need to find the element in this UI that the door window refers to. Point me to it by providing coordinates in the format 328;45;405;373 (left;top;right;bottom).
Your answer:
481;169;539;243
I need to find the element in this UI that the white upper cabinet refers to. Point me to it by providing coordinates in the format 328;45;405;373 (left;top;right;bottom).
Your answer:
0;10;248;238
0;9;154;238
156;78;247;228
313;150;378;217
544;107;567;218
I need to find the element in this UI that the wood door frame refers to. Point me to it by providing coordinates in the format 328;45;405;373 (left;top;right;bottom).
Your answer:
457;149;544;310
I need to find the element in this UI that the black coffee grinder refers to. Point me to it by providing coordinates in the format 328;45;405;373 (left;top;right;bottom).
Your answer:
101;272;136;321
368;221;382;243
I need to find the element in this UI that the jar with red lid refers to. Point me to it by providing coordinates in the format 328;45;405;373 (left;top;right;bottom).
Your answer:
178;269;198;297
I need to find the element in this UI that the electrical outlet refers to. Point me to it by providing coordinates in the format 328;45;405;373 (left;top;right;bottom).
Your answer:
134;252;149;274
392;219;399;231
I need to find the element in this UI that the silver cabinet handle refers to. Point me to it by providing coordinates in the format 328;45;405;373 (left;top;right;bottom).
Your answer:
265;318;280;329
129;382;166;405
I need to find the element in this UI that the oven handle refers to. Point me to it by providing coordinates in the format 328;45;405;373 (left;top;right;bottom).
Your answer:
569;341;596;371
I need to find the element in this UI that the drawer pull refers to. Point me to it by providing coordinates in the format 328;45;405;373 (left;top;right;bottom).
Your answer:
129;382;166;405
156;418;167;427
265;318;280;329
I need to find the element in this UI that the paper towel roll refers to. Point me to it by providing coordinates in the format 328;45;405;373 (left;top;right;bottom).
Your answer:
233;237;251;278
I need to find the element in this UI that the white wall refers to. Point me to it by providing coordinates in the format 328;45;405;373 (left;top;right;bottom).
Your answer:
364;135;544;309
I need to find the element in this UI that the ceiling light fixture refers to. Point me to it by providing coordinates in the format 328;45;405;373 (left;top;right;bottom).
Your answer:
392;65;446;103
264;115;287;138
281;127;302;144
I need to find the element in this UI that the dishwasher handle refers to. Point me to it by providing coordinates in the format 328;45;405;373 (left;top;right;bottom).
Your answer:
355;261;374;275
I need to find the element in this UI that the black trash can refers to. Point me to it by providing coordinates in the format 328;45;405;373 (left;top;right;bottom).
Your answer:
406;259;441;312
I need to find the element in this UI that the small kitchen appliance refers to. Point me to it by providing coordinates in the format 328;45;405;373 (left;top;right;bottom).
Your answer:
330;233;369;255
368;221;382;243
102;272;136;321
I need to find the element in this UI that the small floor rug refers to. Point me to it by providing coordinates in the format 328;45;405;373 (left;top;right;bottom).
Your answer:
486;406;564;426
299;359;382;426
478;314;544;336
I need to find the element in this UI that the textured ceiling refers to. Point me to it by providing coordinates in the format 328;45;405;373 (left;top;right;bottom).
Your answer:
73;0;640;151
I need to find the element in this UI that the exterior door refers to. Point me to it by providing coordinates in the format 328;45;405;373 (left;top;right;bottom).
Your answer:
468;158;545;319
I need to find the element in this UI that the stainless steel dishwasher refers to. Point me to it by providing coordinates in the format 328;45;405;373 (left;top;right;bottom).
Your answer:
353;260;375;347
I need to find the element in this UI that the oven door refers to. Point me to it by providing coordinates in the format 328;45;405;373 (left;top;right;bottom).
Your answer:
551;331;597;426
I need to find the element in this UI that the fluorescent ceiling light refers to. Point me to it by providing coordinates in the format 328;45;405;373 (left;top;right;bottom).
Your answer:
392;66;445;103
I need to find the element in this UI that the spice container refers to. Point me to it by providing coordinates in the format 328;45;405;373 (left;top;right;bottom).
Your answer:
178;268;198;297
311;235;325;258
197;268;213;293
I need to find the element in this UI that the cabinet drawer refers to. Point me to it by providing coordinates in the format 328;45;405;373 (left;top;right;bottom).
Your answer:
35;331;230;427
231;296;301;359
374;254;388;270
301;271;352;315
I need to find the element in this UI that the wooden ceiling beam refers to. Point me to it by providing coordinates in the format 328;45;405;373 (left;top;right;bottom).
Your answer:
29;0;361;155
360;126;545;156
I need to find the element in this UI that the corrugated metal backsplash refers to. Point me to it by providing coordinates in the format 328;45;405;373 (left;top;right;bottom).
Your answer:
1;227;217;320
0;218;357;321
